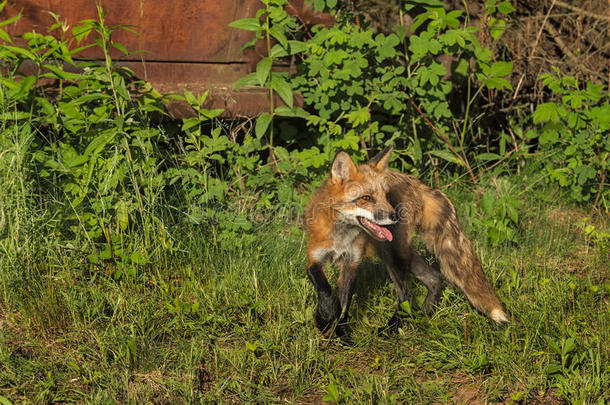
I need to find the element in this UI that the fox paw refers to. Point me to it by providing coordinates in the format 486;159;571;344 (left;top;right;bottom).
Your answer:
377;311;404;337
314;294;340;333
335;323;354;346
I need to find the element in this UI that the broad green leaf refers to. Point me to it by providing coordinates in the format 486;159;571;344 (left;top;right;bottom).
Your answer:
87;253;99;264
42;64;83;81
232;72;259;90
4;45;36;60
483;77;512;90
271;78;293;108
270;40;307;58
275;105;309;119
497;1;516;14
427;149;465;166
533;103;560;124
474;46;493;63
116;200;129;230
489;17;506;40
255;112;273;139
489;61;513;77
228;18;261;31
269;26;288;49
13;75;36;99
256;57;272;86
84;132;114;157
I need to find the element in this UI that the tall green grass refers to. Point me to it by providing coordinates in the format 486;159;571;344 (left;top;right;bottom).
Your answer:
0;167;608;402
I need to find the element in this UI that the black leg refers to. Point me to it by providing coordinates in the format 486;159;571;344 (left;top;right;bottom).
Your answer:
378;247;413;336
307;263;339;334
410;253;444;315
335;263;358;345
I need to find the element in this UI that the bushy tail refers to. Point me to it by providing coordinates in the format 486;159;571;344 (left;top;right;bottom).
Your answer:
419;189;508;323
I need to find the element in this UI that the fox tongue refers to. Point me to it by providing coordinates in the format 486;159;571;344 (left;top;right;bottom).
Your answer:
361;217;393;242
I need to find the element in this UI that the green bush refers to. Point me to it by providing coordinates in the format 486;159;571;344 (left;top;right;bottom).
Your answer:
527;68;609;210
231;0;515;178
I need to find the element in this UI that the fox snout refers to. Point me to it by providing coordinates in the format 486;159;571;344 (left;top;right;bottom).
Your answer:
374;208;397;225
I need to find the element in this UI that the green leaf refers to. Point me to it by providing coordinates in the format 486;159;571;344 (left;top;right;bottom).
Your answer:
0;12;20;29
271;78;293;108
489;61;513;77
322;382;339;402
545;363;562;375
474;46;493;63
427;149;465;166
0;395;13;405
3;45;36;60
483;76;512;90
232;72;259;90
42;64;83;81
0;28;11;43
475;152;502;161
256;57;272;86
228;18;261;31
116;200;129;230
271;40;307;58
480;191;495;215
489;17;506;40
269;26;288;49
112;42;129;56
497;1;516;14
400;300;412;316
130;251;148;265
87;253;99;264
255;112;273;139
506;202;518;224
533;103;560;124
548;339;562;355
275;105;309;119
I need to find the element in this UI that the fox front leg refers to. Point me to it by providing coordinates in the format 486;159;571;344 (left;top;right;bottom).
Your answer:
335;262;358;345
306;262;340;334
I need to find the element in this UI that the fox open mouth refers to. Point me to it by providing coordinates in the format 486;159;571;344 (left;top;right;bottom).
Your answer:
357;217;393;242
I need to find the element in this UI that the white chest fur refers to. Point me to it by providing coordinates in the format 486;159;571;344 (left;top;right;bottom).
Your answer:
311;224;365;266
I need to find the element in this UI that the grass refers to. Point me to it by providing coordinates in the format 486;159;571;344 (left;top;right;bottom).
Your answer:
0;156;608;404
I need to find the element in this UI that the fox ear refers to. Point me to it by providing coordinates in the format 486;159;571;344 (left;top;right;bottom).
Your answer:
369;145;393;170
331;151;357;184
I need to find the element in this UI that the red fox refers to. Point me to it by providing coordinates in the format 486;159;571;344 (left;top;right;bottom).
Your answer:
305;146;508;343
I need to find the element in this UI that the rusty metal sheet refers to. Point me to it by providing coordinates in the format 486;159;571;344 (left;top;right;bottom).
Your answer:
1;0;306;117
3;0;260;62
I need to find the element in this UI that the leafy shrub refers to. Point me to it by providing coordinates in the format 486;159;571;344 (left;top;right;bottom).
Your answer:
231;0;515;179
527;68;609;210
0;4;174;271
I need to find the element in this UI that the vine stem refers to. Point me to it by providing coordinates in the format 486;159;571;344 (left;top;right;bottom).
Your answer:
265;13;277;167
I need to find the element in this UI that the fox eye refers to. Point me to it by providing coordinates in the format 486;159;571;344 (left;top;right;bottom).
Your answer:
359;195;374;202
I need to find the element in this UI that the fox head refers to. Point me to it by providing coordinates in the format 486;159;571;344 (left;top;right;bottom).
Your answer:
328;146;396;242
